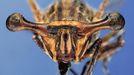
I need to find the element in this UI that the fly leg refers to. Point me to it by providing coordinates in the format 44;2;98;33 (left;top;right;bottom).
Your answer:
81;38;102;75
81;60;90;75
70;68;78;75
93;0;110;21
81;30;124;75
28;0;44;47
98;29;125;75
86;38;102;75
102;58;110;75
28;0;43;22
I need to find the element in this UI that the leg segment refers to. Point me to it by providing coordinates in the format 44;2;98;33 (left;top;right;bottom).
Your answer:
93;0;110;21
28;0;43;22
70;68;78;75
85;38;102;75
81;38;102;75
102;58;110;75
81;30;124;75
98;29;125;75
28;0;45;50
81;60;90;75
99;29;125;60
101;29;125;47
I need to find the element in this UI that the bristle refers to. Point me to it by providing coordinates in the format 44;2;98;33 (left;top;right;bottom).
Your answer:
43;0;94;23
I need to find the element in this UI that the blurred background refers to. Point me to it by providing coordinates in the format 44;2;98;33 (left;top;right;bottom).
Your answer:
0;0;133;75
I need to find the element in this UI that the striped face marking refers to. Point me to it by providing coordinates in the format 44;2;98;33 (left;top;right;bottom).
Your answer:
39;25;95;62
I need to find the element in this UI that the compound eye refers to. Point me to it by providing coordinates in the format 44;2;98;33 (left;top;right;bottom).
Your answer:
6;13;22;31
108;12;125;30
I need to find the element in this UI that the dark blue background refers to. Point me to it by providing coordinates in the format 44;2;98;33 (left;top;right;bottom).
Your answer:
0;0;133;75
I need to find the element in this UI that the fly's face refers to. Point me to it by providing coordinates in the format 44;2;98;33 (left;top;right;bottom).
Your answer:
6;12;125;63
38;25;96;62
6;0;125;75
42;26;79;62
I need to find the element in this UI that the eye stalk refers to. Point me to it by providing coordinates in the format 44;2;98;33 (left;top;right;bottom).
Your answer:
6;13;48;36
6;12;125;37
79;12;125;36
